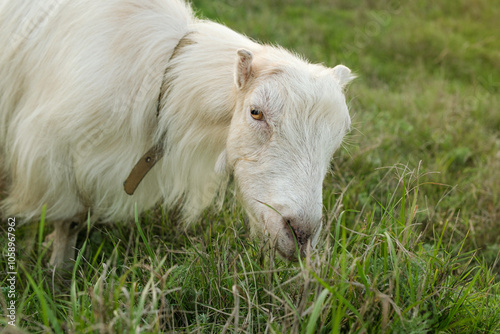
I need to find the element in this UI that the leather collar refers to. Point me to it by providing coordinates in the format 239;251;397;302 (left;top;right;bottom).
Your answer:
123;33;193;195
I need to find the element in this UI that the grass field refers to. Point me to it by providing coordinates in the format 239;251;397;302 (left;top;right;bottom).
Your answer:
1;0;500;333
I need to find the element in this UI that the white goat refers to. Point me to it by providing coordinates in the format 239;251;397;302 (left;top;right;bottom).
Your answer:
0;0;354;266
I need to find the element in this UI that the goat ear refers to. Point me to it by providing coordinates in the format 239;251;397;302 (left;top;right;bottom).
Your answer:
235;49;253;89
331;65;355;88
215;149;227;175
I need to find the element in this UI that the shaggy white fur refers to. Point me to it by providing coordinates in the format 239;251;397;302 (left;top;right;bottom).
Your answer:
0;0;354;264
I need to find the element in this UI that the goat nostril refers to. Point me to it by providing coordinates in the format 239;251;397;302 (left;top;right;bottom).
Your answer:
285;219;309;246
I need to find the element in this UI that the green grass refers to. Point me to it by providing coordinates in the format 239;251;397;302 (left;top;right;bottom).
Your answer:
1;0;500;332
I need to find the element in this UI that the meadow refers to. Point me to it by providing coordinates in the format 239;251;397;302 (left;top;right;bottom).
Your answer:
1;0;499;333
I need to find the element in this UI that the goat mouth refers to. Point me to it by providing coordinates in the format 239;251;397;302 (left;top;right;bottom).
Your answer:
284;218;298;240
276;245;298;262
259;218;299;261
279;224;304;261
257;212;309;261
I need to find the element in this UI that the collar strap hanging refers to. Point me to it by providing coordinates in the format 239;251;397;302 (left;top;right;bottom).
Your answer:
123;142;164;195
123;65;168;195
123;33;193;195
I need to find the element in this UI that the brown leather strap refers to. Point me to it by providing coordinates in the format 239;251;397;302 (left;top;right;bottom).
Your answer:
123;32;195;195
123;144;164;195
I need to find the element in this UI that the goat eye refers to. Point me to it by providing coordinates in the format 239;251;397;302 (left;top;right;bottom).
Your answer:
250;108;264;120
